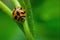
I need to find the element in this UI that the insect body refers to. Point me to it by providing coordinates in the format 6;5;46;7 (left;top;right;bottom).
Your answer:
13;7;26;22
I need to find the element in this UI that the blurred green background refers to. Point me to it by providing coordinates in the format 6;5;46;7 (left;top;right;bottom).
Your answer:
0;0;60;40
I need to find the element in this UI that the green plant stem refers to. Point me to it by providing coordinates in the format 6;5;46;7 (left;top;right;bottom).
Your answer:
23;20;34;40
12;0;21;7
12;0;34;40
0;1;12;18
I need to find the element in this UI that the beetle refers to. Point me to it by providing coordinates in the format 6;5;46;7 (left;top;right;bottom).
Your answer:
13;6;26;22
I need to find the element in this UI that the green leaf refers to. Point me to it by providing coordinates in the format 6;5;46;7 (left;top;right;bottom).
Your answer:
0;10;26;40
30;0;60;40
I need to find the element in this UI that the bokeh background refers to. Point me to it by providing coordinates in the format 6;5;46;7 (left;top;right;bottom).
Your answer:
0;0;60;40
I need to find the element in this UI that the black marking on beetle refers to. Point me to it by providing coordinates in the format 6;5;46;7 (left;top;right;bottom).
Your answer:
16;11;20;16
14;16;17;19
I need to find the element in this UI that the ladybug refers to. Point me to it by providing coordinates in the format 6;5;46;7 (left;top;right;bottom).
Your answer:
13;6;26;22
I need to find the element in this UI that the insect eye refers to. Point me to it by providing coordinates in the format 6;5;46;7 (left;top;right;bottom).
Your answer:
16;11;20;16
